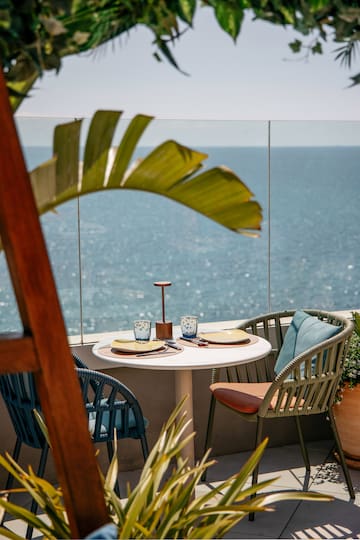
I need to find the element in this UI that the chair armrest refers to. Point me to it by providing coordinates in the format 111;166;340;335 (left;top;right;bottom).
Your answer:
76;368;141;405
72;353;89;369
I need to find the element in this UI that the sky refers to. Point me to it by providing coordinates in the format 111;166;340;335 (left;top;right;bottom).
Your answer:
16;8;360;124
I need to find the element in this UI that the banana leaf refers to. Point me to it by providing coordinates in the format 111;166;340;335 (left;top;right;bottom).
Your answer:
30;110;262;235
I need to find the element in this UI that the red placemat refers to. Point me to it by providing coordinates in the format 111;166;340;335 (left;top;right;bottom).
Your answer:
178;334;259;348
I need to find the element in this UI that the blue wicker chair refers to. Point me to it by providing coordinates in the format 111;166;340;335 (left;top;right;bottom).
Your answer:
0;354;148;538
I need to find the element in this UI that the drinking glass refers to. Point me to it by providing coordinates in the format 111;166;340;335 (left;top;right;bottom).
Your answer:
133;320;151;342
180;315;198;338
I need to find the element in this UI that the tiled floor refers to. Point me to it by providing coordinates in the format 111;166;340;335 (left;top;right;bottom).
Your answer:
204;440;360;539
2;439;360;539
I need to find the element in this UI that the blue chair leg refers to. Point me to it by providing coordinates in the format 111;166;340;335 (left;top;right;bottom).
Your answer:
5;437;22;491
140;435;149;460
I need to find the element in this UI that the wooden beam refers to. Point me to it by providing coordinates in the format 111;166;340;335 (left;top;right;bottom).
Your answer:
0;71;109;537
0;334;38;372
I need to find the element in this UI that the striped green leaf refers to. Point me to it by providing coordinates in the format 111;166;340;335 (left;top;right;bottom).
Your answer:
29;110;263;236
82;110;122;191
0;398;332;538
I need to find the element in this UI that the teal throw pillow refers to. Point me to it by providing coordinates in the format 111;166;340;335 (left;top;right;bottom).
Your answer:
88;398;148;437
274;310;341;375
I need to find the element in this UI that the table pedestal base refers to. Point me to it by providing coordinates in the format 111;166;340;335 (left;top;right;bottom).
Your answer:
175;369;194;467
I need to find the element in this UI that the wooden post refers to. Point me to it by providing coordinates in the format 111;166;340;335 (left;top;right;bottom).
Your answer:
0;71;109;537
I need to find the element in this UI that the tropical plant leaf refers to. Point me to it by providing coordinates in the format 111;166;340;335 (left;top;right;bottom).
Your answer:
213;1;244;40
334;42;358;68
53;118;82;196
104;431;119;493
32;409;50;446
29;110;262;235
0;453;70;538
0;526;24;540
82;110;122;191
6;71;38;111
106;114;153;188
27;157;58;211
352;311;360;337
178;0;196;24
0;498;50;531
289;39;302;53
3;0;360;113
348;71;360;87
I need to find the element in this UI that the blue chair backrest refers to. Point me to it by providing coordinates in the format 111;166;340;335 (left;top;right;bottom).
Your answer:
0;372;45;449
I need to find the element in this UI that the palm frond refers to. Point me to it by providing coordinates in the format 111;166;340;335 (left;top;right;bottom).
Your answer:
30;110;262;235
334;41;359;68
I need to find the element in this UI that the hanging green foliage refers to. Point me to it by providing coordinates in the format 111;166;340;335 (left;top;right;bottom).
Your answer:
1;0;359;111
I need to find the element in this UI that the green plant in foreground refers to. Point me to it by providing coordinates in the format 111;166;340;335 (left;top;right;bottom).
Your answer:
336;312;360;400
0;399;331;539
353;311;360;339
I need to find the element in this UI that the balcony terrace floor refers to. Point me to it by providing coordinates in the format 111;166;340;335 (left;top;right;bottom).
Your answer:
2;439;359;539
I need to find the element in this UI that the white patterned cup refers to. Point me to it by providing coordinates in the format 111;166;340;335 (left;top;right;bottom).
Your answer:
180;315;198;338
133;320;151;342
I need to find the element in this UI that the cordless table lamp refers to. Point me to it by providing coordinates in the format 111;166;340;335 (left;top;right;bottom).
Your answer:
154;281;173;339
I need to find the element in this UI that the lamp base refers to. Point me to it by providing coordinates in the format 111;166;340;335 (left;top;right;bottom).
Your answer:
156;321;173;340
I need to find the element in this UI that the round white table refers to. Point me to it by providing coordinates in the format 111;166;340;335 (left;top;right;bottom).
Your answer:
92;332;271;466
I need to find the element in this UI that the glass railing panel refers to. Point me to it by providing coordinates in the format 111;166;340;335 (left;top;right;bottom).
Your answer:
79;119;269;335
11;115;360;341
270;121;360;312
40;200;81;335
0;261;22;333
14;116;82;336
0;116;63;334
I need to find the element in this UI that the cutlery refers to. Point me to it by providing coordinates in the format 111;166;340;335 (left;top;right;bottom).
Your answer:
136;347;170;357
181;336;208;346
165;339;183;350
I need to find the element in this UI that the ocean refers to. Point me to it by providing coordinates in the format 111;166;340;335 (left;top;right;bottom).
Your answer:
0;145;359;337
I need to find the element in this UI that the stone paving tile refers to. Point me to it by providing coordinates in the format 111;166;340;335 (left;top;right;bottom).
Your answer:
211;441;360;539
206;440;333;484
225;500;301;539
280;497;360;539
309;457;360;498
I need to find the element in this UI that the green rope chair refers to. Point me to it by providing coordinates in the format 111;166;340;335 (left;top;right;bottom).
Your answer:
203;309;355;512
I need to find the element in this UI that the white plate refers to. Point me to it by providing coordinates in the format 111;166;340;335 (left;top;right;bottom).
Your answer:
111;339;165;353
198;329;250;344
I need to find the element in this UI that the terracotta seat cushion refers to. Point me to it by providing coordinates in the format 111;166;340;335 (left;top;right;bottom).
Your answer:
211;381;305;414
210;382;273;414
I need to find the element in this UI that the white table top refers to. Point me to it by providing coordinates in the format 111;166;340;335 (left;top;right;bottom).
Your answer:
92;330;272;371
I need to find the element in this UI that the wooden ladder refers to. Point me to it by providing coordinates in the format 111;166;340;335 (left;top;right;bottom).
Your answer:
0;70;109;537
